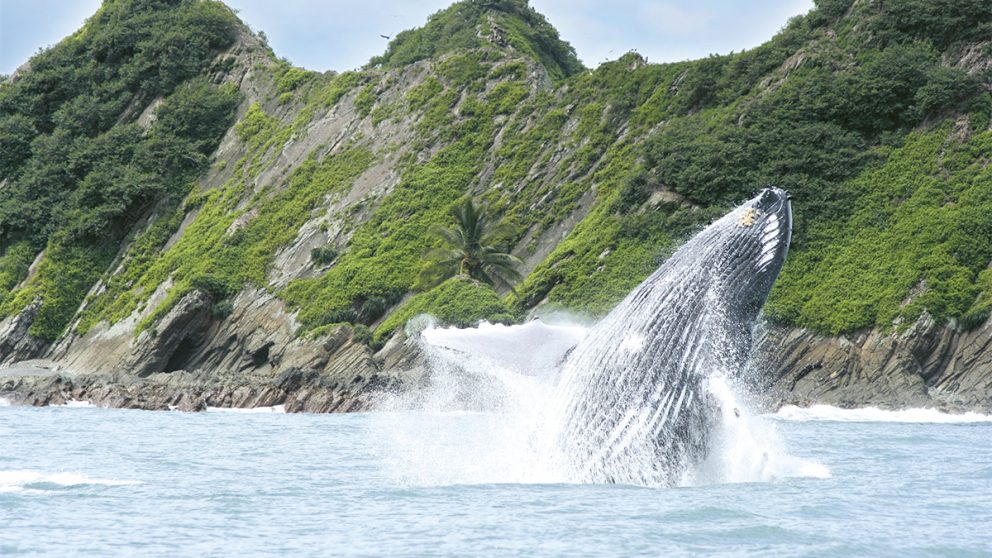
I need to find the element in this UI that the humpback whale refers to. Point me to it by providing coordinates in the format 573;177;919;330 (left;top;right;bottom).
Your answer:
548;188;792;485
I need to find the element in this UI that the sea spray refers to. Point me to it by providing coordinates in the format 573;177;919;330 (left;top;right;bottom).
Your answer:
373;320;578;485
371;325;825;486
690;375;830;484
771;405;992;423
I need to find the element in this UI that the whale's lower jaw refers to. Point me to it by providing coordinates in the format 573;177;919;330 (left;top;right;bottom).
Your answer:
549;188;792;486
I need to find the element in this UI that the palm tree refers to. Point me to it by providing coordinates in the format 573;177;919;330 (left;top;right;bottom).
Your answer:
419;198;522;291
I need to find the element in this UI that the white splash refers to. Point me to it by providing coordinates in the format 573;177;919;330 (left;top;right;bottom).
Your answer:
619;333;645;353
0;469;141;493
771;404;992;423
374;319;582;485
205;405;287;414
373;319;826;487
62;400;95;408
690;376;830;484
0;397;9;407
421;320;586;376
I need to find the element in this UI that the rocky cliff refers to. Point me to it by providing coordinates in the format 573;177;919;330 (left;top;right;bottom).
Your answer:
759;312;992;412
1;0;991;411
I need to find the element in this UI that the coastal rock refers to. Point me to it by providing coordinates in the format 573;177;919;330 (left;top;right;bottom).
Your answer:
0;301;48;365
757;312;992;413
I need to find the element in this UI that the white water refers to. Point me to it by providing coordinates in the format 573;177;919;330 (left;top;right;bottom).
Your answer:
772;404;992;423
374;319;827;487
205;405;287;414
0;469;140;494
61;400;95;408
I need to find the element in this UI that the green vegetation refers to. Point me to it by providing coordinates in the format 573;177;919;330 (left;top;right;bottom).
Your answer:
369;0;582;82
79;145;374;334
765;125;992;333
0;0;242;338
276;67;314;93
419;199;522;290
311;246;339;266
514;0;992;334
280;56;527;333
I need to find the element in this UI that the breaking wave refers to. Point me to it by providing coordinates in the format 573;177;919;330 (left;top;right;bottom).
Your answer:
771;404;992;423
0;470;140;493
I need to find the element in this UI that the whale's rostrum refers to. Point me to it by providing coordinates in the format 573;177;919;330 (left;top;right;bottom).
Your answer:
547;188;793;486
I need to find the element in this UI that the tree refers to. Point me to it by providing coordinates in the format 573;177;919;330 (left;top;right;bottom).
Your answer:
419;198;522;291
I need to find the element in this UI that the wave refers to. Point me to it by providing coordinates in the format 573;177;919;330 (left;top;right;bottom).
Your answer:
770;404;992;423
205;405;286;414
0;469;140;493
62;400;95;408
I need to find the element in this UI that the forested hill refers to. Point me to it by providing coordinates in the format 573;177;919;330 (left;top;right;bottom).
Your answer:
0;0;989;399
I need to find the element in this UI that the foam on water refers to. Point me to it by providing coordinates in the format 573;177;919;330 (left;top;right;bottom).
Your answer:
62;400;95;408
771;404;992;423
373;319;827;487
690;376;830;484
0;397;9;407
0;470;140;493
205;405;287;414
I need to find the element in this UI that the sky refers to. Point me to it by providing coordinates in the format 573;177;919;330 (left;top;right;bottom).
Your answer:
1;0;815;76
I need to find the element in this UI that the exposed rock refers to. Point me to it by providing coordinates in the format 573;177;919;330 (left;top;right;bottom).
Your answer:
0;300;48;365
0;288;425;412
757;312;992;413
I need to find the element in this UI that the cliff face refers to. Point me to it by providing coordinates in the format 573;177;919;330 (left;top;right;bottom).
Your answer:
1;0;991;411
758;313;992;412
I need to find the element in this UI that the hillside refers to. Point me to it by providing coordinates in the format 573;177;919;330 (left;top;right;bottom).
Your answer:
1;0;991;411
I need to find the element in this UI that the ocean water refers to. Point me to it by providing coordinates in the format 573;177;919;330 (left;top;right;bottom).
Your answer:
1;400;990;557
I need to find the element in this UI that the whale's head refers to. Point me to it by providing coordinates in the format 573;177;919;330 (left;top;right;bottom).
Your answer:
709;187;792;322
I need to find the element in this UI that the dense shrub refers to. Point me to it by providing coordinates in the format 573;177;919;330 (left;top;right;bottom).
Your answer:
310;246;339;265
368;0;582;82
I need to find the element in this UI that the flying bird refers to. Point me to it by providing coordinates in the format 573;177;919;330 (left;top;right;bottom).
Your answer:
380;34;391;39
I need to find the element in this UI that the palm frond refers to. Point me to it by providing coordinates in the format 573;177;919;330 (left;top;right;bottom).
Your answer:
419;198;522;291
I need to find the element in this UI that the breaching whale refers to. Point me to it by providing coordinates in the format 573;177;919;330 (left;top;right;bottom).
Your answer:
547;188;792;485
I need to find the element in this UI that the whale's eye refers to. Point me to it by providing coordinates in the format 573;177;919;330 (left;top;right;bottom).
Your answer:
739;207;760;227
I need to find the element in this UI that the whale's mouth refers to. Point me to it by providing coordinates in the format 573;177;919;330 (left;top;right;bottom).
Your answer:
757;212;781;270
747;187;792;273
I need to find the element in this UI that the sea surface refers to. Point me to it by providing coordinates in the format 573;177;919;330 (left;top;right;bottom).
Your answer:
1;400;990;557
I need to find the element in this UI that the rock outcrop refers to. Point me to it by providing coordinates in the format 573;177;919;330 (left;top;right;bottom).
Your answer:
757;312;992;413
0;317;425;413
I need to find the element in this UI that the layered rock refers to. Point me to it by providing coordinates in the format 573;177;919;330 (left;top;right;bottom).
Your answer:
757;312;992;413
0;290;426;412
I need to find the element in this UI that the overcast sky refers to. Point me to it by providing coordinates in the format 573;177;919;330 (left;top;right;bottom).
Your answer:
1;0;814;75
